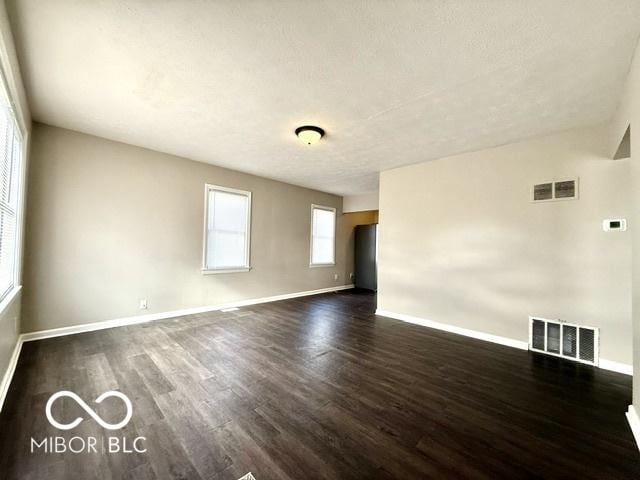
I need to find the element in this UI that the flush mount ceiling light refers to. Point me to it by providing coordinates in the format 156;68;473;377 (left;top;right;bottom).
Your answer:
295;125;324;145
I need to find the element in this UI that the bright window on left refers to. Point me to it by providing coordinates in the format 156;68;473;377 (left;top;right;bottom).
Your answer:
203;185;251;273
0;92;22;301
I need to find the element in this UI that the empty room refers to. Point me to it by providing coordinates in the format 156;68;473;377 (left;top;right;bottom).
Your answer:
0;1;640;479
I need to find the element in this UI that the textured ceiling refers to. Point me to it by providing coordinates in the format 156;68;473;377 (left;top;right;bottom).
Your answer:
7;1;640;195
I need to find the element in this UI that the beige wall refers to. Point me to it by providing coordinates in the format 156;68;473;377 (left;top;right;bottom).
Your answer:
378;125;632;365
23;123;351;333
343;192;379;213
610;38;640;407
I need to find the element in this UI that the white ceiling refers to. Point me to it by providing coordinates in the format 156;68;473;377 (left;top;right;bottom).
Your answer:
7;1;640;195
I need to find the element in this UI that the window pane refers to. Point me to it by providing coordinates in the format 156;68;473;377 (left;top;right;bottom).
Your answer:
311;207;335;264
8;133;20;208
313;208;334;238
0;101;19;301
205;188;250;269
0;110;10;203
208;231;246;268
312;237;333;264
212;190;248;233
0;208;15;297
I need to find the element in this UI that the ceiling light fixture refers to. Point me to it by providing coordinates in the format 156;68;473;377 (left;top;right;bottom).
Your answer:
295;125;324;145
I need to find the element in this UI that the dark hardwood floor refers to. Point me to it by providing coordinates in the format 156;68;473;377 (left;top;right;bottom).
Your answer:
0;289;638;479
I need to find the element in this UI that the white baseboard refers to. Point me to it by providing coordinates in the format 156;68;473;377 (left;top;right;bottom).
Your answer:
4;290;632;412
626;405;640;451
375;308;633;375
0;284;354;411
20;284;355;343
375;308;529;350
600;359;634;376
0;336;22;412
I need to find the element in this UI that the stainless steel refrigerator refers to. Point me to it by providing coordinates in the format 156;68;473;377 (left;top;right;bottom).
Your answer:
354;224;377;291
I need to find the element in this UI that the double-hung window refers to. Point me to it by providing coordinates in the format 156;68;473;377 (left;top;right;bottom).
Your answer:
0;91;22;301
310;205;336;266
203;185;251;273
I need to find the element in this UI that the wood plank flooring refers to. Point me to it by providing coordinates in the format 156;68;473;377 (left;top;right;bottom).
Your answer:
0;289;638;479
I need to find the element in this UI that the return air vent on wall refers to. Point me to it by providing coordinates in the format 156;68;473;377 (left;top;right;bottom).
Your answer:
529;317;598;366
532;178;578;202
533;183;553;201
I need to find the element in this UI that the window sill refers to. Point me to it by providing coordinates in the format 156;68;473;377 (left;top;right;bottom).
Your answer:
202;267;251;275
309;263;336;268
0;285;22;317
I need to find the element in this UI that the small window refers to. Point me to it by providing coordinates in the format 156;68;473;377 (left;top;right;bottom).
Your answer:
310;205;336;266
203;185;251;273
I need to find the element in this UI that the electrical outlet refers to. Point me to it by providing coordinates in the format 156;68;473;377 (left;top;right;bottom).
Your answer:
334;273;339;281
139;299;148;310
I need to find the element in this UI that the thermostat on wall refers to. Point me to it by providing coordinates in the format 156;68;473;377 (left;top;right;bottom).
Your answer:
602;219;627;232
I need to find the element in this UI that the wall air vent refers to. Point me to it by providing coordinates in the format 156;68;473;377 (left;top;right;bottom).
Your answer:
529;317;598;366
553;180;576;198
533;183;553;201
532;178;578;202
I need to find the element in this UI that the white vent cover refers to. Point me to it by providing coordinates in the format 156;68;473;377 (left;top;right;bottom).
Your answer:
532;178;578;202
529;317;598;366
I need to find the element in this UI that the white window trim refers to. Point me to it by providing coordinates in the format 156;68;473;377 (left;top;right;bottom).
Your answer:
202;184;252;274
0;70;25;308
309;204;336;267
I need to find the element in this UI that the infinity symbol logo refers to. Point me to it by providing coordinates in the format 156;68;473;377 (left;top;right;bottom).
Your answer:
45;391;133;430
